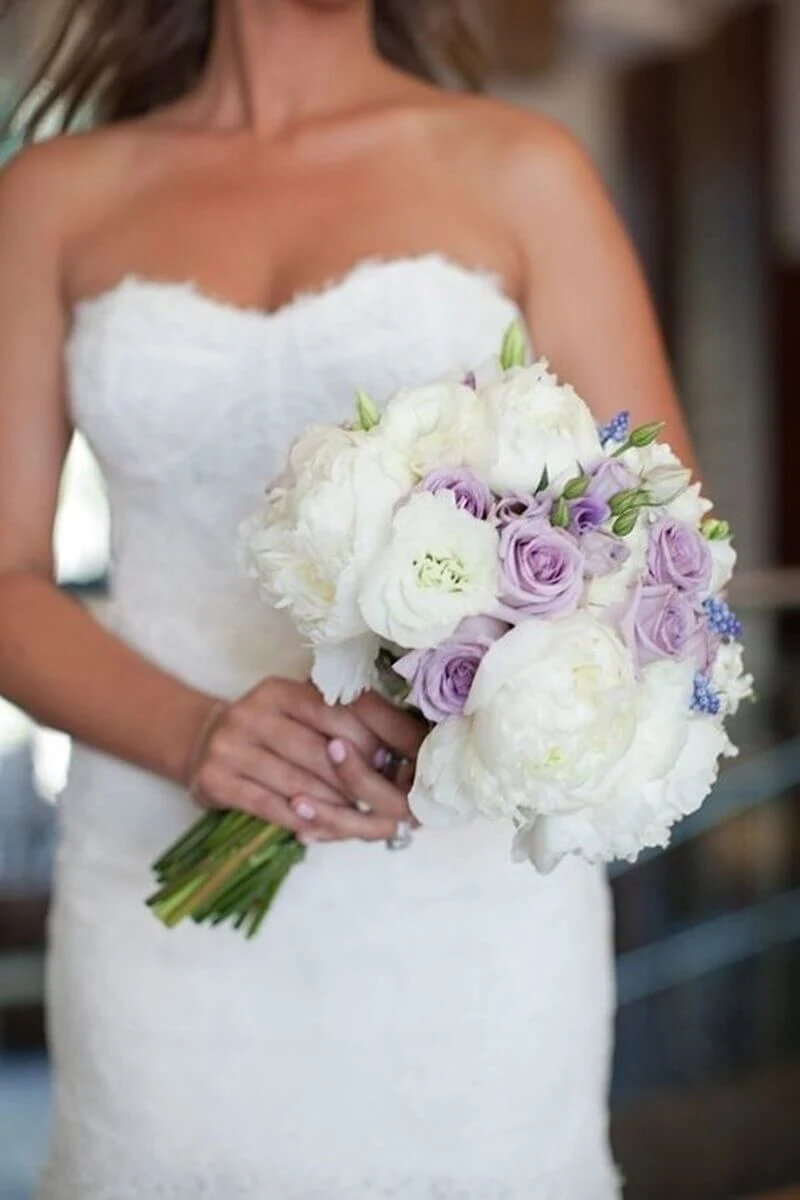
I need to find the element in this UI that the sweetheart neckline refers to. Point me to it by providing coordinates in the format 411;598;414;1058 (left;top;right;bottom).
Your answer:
70;252;522;333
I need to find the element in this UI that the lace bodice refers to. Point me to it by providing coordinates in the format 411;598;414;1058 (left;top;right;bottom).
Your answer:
67;256;520;699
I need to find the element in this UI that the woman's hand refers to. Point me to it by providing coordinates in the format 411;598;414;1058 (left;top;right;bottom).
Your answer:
191;679;425;841
291;693;427;845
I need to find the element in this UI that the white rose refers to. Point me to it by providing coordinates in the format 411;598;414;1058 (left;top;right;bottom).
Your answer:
711;642;754;716
516;658;696;870
462;613;639;820
479;360;602;492
358;491;499;650
708;536;737;594
245;426;414;700
378;382;489;479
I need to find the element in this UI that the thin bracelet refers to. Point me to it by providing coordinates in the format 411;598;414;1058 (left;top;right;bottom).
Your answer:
184;699;228;797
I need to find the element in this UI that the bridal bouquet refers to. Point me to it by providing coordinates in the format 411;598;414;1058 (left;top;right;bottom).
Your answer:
148;324;752;936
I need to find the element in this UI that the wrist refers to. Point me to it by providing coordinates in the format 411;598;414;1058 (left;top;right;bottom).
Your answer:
182;696;228;791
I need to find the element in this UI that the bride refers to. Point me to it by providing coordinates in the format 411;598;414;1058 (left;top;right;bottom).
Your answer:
0;1;692;1196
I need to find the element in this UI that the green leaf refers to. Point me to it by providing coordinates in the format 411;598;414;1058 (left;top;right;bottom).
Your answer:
354;389;380;432
534;466;550;494
562;474;591;500
613;510;640;537
628;420;666;448
499;321;526;371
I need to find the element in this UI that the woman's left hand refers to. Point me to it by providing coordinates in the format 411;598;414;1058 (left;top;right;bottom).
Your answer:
290;693;426;844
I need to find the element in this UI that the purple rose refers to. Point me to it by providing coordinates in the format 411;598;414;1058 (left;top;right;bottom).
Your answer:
491;490;553;529
589;459;639;504
498;517;584;620
394;616;509;723
687;623;722;674
421;468;493;520
568;494;611;536
581;530;631;578
646;517;712;594
619;582;702;668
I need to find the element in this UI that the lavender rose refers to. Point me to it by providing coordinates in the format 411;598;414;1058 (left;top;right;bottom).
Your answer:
491;490;553;528
646;517;712;594
588;459;639;504
421;467;492;520
568;494;611;536
581;530;630;578
619;582;702;668
499;517;584;620
394;615;509;722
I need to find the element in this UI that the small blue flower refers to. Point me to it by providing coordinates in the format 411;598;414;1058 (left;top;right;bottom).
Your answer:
703;597;742;640
691;672;722;716
599;411;631;448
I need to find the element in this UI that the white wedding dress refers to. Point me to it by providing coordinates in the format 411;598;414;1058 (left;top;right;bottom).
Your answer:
39;255;620;1200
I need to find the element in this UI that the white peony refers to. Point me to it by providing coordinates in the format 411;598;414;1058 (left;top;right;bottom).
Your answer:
409;717;479;829
514;658;691;868
378;382;489;479
708;536;737;594
514;659;735;871
478;360;603;492
459;614;640;821
245;425;414;702
359;491;499;650
711;642;754;716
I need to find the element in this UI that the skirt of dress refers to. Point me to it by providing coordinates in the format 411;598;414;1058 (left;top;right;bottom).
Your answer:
38;758;621;1200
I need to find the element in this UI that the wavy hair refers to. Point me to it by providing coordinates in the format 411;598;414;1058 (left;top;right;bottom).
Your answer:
2;0;482;140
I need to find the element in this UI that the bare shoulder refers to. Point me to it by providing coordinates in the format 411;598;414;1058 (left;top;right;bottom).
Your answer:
0;121;170;247
428;91;611;227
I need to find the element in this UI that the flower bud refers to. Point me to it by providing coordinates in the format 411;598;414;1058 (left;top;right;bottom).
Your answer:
628;420;665;448
562;474;591;500
499;321;526;371
551;498;570;528
354;389;380;432
701;517;731;542
644;464;692;506
613;510;640;537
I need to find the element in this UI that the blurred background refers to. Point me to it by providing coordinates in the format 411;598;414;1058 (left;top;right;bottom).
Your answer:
0;1;798;1197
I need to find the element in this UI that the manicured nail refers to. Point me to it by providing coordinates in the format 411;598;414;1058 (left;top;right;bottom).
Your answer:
299;833;319;846
372;746;391;771
294;799;317;821
328;739;347;766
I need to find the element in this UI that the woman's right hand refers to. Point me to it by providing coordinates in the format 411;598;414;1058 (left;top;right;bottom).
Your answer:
189;678;389;834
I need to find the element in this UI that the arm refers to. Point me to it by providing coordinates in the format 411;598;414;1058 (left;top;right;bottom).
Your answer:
505;120;695;468
0;143;417;838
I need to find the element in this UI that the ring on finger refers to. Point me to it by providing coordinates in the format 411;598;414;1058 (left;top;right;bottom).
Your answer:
386;819;414;852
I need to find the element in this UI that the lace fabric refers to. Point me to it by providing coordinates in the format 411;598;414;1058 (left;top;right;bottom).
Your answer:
42;257;620;1198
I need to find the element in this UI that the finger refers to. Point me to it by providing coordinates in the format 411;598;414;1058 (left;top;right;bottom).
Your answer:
350;691;427;759
327;739;413;821
213;734;347;808
261;713;351;798
291;796;399;844
219;776;307;834
273;683;381;757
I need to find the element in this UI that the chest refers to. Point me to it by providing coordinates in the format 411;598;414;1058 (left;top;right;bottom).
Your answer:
70;140;518;315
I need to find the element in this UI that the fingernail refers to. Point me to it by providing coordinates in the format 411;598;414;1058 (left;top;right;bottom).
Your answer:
328;739;347;766
299;833;319;846
293;799;317;821
372;746;391;771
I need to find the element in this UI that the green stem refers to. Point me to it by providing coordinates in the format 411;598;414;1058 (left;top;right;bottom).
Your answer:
155;824;284;929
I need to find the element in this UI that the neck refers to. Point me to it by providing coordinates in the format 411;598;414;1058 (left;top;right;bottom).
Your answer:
195;0;382;131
